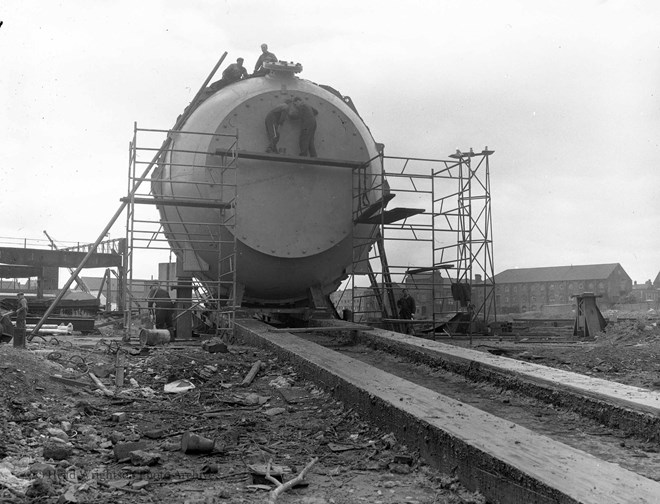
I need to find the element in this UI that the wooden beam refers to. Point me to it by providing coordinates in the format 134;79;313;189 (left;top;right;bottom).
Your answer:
121;197;231;210
406;264;454;275
214;149;366;169
268;325;373;333
355;327;660;439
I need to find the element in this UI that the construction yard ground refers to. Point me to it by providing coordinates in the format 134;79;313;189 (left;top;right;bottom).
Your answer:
0;312;658;504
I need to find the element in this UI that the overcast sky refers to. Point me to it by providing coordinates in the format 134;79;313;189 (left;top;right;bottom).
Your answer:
1;0;659;284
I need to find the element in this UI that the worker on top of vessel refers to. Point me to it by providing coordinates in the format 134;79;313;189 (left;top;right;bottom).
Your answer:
292;97;318;158
253;43;277;76
206;57;249;94
222;57;248;83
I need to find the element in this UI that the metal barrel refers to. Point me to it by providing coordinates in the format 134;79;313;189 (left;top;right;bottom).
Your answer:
139;328;171;346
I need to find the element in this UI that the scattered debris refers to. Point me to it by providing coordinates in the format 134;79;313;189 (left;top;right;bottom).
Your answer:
42;440;74;461
263;407;286;417
129;449;161;466
111;412;127;423
181;432;215;454
88;372;113;396
164;379;196;393
241;360;263;386
0;335;511;503
201;338;228;354
265;457;319;503
0;465;31;495
268;375;294;389
114;441;148;462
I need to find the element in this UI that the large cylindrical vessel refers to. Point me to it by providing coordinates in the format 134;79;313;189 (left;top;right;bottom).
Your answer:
152;63;383;307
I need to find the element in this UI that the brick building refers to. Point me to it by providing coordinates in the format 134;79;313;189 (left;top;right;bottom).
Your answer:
494;263;632;313
631;280;660;303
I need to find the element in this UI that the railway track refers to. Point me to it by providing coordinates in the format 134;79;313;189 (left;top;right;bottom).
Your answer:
235;318;660;504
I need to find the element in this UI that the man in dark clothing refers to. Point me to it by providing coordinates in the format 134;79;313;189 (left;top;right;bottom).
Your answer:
14;292;28;347
265;100;294;153
147;282;175;330
292;97;318;157
221;57;248;83
397;289;416;334
207;58;249;94
253;43;277;76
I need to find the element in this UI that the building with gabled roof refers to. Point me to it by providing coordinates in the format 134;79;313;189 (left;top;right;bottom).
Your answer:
631;280;660;304
494;263;632;313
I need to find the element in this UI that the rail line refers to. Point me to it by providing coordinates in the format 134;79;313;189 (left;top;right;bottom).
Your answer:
235;318;660;504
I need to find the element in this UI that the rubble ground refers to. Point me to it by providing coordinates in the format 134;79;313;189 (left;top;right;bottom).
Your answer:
0;333;487;504
459;315;660;389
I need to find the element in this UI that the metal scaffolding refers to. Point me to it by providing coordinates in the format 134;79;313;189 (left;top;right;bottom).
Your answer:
348;149;496;337
123;124;238;340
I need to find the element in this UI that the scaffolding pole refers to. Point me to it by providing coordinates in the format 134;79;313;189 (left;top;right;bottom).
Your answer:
345;149;496;339
123;125;238;341
28;52;228;340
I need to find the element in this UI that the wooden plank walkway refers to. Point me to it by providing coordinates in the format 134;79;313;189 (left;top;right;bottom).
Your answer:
235;318;660;504
361;328;660;409
337;324;660;441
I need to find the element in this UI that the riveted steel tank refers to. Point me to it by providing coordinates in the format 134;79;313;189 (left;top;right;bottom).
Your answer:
152;63;383;306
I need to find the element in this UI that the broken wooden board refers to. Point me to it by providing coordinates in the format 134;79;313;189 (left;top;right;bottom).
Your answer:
277;387;313;404
50;374;92;389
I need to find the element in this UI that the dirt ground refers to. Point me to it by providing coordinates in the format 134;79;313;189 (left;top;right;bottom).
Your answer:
467;315;660;390
1;314;657;503
0;327;487;504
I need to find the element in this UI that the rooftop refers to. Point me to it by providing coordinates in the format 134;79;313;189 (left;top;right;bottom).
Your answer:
494;263;626;284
